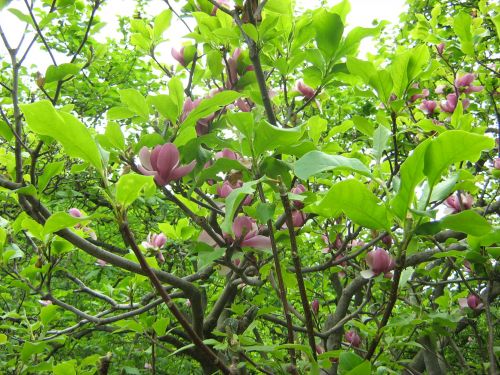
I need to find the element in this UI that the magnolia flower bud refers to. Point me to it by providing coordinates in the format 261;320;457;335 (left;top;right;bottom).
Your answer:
494;158;500;170
444;193;474;213
419;100;437;115
291;184;306;209
35;71;45;88
171;47;186;66
436;43;445;55
296;80;315;99
467;294;481;310
361;248;395;278
69;208;83;218
345;330;361;348
311;299;319;315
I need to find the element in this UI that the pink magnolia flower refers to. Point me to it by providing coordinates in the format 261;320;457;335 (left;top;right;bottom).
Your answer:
321;234;343;254
361;248;395;279
345;330;361;348
227;48;241;88
435;84;447;94
138;143;196;185
455;73;483;94
211;0;230;15
180;98;215;136
95;259;108;267
215;148;240;160
291;184;306;209
283;210;306;228
216;181;253;205
440;93;470;113
142;233;167;250
419;99;437;115
458;294;483;310
295;80;315;99
227;216;271;249
381;234;393;247
69;208;83;218
444;193;474;213
39;299;53;306
171;47;186;66
436;43;445;55
494;158;500;169
410;88;429;102
316;345;325;355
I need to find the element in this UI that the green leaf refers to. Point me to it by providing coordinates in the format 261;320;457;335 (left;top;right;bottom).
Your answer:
424;130;494;187
454;12;474;55
0;120;14;141
52;360;76;375
440;211;492;236
38;161;64;192
20;101;103;173
346;57;376;86
306;115;327;144
391;138;431;219
312;179;391;230
21;341;47;362
255;202;276;224
43;212;88;235
153;9;172;40
168;77;184;118
196;158;247;187
115;174;155;208
372;125;391;163
0;227;6;251
104;122;125;151
197;246;225;269
152;318;169;336
254;121;305;156
119;89;149;120
148;94;178;122
45;63;81;83
294;151;370;180
338;352;364;373
40;304;59;326
314;10;344;58
107;106;135;120
0;333;6;344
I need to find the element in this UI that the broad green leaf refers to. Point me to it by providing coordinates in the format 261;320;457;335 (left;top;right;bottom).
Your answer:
196;158;248;187
346;57;376;85
338;352;364;373
391;139;431;219
152;318;170;336
107;106;135;120
21;341;47;362
351;115;374;137
440;210;492;236
104;122;125;151
119;89;149;120
38;161;64;192
52;360;76;375
253;121;305;156
43;212;88;235
255;202;276;224
312;179;391;230
454;12;474;55
168;77;184;118
45;63;81;83
423;130;494;187
314;10;344;58
40;304;59;326
2;244;24;263
153;9;172;40
372;125;391;163
148;94;178;122
294;151;370;180
306;115;327;144
0;333;6;344
0;120;14;141
116;174;155;207
20;101;102;173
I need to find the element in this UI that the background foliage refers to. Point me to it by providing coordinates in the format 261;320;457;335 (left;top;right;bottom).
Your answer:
0;0;499;374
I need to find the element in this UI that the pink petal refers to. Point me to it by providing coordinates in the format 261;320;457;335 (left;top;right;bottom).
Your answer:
198;230;218;247
169;160;196;182
458;298;469;309
241;235;271;249
232;216;254;239
150;145;162;171
139;146;153;171
156;144;180;181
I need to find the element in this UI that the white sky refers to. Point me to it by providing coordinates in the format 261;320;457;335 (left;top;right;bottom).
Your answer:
0;0;406;73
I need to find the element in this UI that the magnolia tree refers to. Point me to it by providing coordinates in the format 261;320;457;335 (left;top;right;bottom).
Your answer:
0;0;498;373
